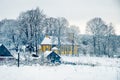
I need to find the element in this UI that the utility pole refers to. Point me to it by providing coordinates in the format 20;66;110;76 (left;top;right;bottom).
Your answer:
16;44;20;67
18;51;20;67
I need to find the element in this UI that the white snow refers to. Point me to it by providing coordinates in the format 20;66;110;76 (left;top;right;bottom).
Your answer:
0;56;120;80
41;36;77;45
52;47;58;51
0;65;119;80
62;56;120;67
41;36;52;45
44;51;52;58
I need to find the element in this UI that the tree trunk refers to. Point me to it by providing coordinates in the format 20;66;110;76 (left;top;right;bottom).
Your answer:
93;36;96;55
58;27;61;55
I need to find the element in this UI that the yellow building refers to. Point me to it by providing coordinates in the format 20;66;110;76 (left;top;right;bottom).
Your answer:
40;36;79;55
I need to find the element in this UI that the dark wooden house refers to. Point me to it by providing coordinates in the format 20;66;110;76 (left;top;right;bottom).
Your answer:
0;44;13;60
44;51;61;63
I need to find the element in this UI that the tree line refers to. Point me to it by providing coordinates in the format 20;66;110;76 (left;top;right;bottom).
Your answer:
0;7;119;57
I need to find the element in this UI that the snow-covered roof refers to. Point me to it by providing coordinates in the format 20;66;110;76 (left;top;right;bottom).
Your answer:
41;37;52;45
44;51;52;58
41;36;78;45
0;44;2;46
52;47;58;51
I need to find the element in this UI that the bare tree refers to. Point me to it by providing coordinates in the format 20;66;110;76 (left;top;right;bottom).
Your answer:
67;25;80;55
86;17;107;56
18;7;46;54
44;17;58;36
56;17;69;54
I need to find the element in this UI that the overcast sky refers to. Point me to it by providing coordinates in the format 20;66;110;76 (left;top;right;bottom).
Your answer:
0;0;120;34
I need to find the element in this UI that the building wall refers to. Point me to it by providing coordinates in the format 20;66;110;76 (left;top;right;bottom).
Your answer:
60;45;78;54
40;44;79;55
41;45;52;52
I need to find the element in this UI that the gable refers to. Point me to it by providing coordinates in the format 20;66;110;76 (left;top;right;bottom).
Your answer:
47;51;61;59
0;44;13;57
41;36;58;45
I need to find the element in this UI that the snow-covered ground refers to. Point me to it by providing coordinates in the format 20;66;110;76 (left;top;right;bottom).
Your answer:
0;56;120;80
0;65;119;80
62;56;120;67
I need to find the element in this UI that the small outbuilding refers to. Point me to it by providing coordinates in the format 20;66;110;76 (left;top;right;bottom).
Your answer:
44;51;61;63
0;44;13;60
0;44;13;57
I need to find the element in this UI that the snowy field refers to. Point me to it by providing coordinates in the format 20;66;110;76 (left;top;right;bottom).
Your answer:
62;56;120;67
0;56;120;80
